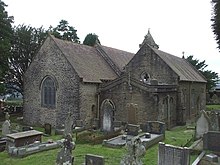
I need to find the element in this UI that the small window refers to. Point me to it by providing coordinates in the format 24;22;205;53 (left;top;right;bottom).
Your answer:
41;77;56;107
141;72;150;83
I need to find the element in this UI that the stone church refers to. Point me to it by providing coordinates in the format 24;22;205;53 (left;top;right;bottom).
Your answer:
23;31;207;130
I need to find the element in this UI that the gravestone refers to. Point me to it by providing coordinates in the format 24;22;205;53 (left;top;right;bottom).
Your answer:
126;103;138;124
203;131;220;152
158;142;190;165
85;154;104;165
2;112;11;137
127;124;140;136
196;110;210;139
147;121;165;134
64;112;74;136
102;100;114;133
209;112;219;131
120;137;146;165
44;123;52;135
56;134;75;165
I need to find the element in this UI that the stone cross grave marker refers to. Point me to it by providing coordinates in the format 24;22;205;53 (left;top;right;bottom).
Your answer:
56;134;75;165
64;112;74;136
120;136;146;165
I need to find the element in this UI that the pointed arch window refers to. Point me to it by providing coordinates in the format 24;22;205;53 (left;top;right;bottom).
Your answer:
41;76;56;107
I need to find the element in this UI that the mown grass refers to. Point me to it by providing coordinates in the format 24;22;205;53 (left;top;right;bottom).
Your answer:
206;104;220;111
0;125;194;165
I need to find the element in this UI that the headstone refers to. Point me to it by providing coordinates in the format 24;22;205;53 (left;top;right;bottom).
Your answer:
64;112;74;136
209;112;219;131
127;124;140;136
44;123;52;135
203;131;220;152
120;137;146;165
196;110;210;139
126;103;138;124
2;112;11;136
2;120;11;136
158;142;190;165
85;154;104;165
56;134;75;165
147;121;165;134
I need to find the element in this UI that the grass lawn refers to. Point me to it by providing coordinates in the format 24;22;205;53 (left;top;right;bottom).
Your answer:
206;104;220;111
0;124;195;165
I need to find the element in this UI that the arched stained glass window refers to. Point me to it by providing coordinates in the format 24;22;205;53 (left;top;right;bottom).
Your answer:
41;77;56;107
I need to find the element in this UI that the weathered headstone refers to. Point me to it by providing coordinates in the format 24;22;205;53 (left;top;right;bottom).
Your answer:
127;124;140;136
203;131;220;152
196;110;210;139
56;134;75;165
147;121;165;134
2;112;11;136
44;123;52;135
126;103;138;125
158;142;190;165
64;112;74;136
209;112;219;131
120;137;146;165
85;154;104;165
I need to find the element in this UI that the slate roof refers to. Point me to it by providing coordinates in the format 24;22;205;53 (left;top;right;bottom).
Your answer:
51;36;133;83
101;46;134;71
151;47;207;83
50;34;206;84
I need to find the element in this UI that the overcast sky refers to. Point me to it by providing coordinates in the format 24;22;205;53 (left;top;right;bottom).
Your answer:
4;0;220;75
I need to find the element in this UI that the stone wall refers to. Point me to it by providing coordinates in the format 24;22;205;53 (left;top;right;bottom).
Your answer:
79;82;98;128
178;81;206;123
126;44;179;85
23;37;80;127
100;79;178;128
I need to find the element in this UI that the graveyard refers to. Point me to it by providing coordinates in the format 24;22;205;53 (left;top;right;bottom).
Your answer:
0;104;220;164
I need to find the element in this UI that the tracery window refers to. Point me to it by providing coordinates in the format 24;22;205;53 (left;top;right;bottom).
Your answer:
41;76;56;107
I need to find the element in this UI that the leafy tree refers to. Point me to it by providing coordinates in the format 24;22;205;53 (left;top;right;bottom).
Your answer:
83;33;100;46
50;20;80;43
0;0;13;93
5;25;47;95
211;0;220;50
186;55;219;90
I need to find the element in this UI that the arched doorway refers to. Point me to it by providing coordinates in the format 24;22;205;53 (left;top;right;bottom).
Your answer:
101;99;115;132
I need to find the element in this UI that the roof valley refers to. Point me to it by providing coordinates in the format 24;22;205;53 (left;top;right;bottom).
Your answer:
95;44;122;76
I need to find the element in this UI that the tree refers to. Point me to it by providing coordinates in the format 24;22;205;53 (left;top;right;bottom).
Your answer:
50;20;80;43
83;33;100;46
0;0;13;93
5;25;47;95
211;0;220;50
186;55;219;90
